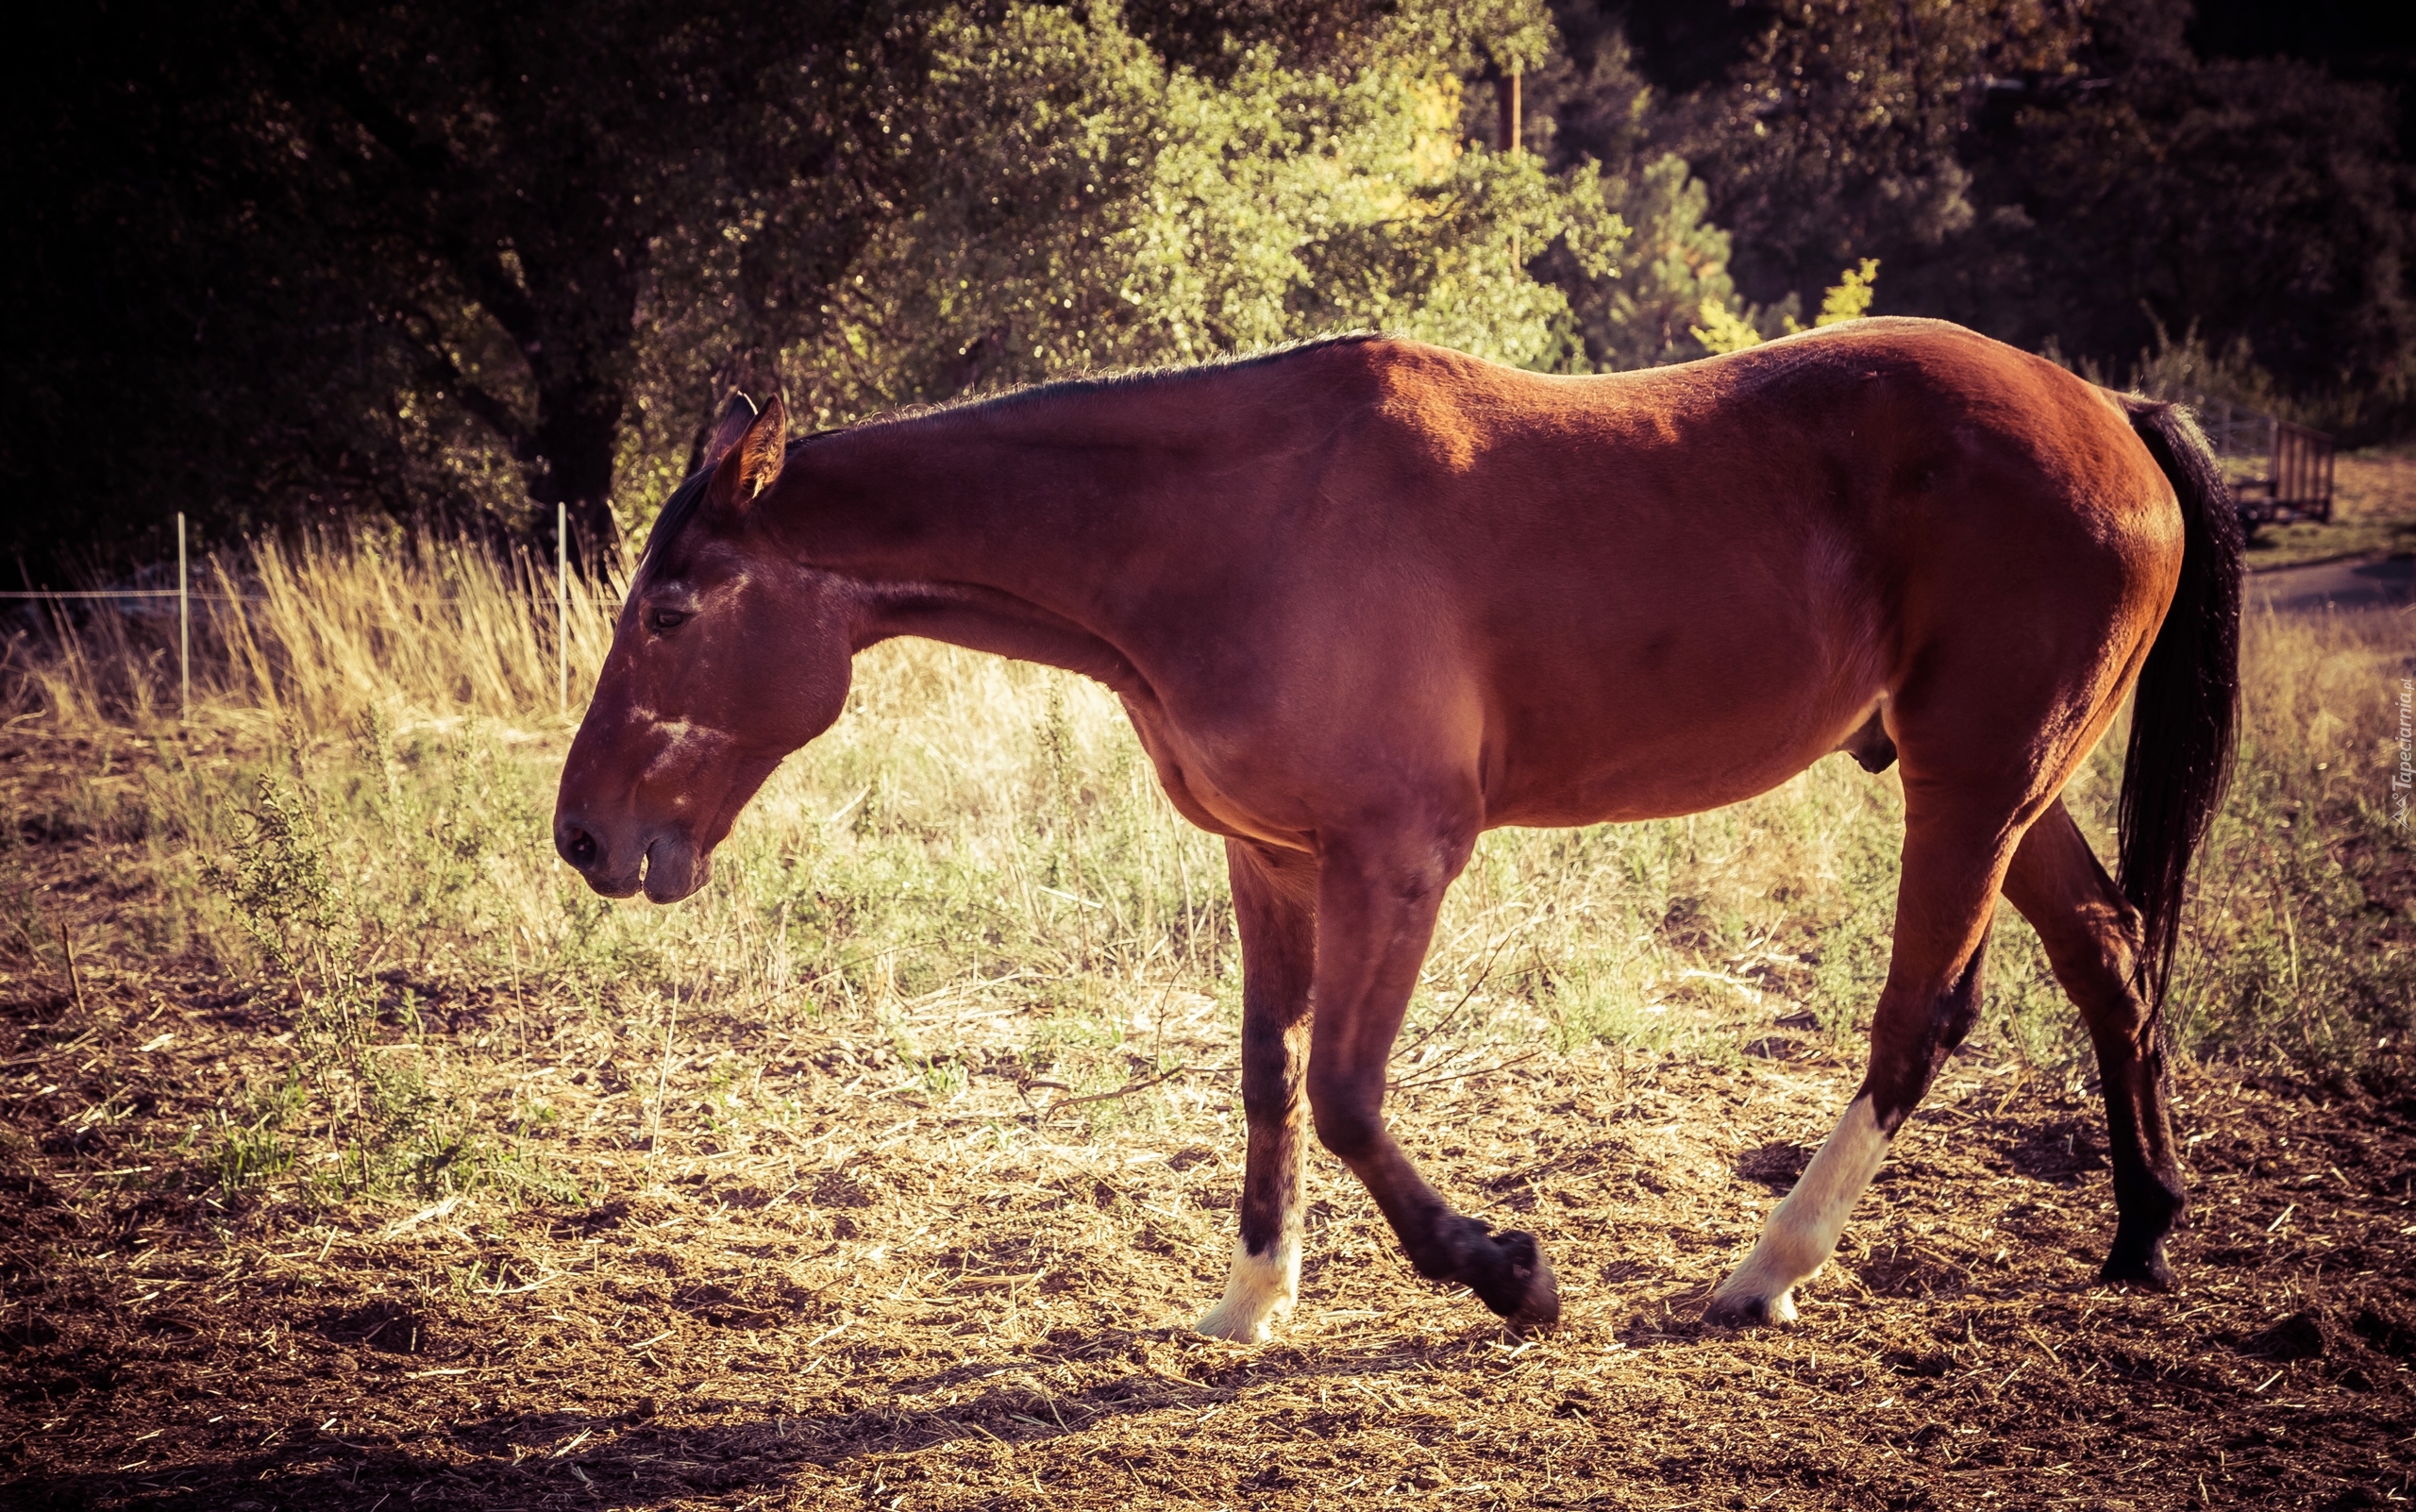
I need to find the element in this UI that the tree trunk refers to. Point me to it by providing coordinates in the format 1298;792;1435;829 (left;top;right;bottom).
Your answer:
532;378;626;577
510;230;645;577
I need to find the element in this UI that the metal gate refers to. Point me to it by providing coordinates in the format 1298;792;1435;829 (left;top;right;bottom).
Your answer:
2175;392;2335;526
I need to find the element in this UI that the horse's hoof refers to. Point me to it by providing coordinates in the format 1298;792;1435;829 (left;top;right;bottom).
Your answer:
1194;1306;1277;1344
1472;1228;1560;1334
1704;1286;1797;1328
2100;1243;2178;1293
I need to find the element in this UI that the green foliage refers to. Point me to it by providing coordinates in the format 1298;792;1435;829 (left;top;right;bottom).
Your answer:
199;752;566;1202
208;773;371;1044
785;2;1622;421
1687;260;1881;355
1814;260;1881;328
2118;327;2294;420
2171;741;2416;1082
1553;153;1750;368
1688;297;1767;357
210;1089;300;1194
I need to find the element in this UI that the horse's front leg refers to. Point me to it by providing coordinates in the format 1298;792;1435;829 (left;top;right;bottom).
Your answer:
1303;826;1561;1334
1197;841;1318;1342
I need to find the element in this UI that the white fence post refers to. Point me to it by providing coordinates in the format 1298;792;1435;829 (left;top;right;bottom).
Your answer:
557;500;568;714
177;512;190;721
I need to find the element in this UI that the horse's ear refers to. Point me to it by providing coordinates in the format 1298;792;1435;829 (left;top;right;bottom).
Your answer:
704;394;788;515
701;392;758;472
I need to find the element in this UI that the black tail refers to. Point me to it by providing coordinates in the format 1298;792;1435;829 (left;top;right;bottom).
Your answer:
2117;398;2243;1005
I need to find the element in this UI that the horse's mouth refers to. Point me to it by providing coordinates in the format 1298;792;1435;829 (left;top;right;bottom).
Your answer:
563;832;711;903
638;834;712;903
583;867;646;900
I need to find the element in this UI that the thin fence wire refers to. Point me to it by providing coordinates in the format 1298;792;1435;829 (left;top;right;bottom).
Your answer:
6;512;621;725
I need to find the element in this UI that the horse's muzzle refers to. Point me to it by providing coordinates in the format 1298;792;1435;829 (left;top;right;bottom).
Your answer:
555;813;641;899
554;813;710;902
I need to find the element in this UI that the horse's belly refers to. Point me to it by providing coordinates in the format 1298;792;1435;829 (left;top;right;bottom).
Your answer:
1488;734;1840;828
1480;644;1885;828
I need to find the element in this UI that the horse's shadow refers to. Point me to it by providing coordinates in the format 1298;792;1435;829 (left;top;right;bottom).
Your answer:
12;1317;1720;1510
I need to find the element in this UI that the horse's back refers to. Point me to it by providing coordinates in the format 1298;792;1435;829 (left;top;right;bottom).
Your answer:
1278;321;2183;825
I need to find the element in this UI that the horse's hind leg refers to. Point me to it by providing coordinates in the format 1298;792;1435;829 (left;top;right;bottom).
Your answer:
2001;798;2185;1287
1197;841;1318;1342
1708;778;2018;1326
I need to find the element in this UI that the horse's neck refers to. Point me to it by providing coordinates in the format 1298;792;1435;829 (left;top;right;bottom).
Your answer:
779;386;1274;687
848;577;1149;695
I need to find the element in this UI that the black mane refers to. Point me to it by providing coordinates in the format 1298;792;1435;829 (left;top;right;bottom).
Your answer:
634;465;714;580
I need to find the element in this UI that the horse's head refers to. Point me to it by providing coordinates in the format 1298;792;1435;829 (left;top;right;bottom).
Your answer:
553;394;852;902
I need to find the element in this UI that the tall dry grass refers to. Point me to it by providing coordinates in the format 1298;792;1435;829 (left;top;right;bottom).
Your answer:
4;528;618;733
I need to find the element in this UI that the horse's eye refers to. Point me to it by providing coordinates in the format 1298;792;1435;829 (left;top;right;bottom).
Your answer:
649;608;689;633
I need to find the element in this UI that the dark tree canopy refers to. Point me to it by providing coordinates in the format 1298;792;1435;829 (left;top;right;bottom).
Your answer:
3;0;929;571
1120;0;1399;77
1525;0;2415;427
2190;0;2416;155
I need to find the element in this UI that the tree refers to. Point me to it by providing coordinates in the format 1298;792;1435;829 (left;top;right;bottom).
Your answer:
4;0;930;570
1491;10;1770;370
779;1;1623;419
1669;0;2090;311
9;0;1636;571
1947;5;2416;413
1553;0;2416;424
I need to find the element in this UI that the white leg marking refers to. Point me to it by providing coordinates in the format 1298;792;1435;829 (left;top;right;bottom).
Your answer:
1195;1233;1300;1343
1713;1094;1890;1323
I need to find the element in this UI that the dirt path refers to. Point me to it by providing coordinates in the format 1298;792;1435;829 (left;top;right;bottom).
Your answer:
2251;555;2415;614
6;966;2412;1510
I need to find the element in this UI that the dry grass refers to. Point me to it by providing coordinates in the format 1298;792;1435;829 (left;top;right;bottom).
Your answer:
8;530;617;733
2332;446;2416;526
2;529;2412;1508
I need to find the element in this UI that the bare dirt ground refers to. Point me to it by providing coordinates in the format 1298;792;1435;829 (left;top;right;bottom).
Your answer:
5;928;2413;1510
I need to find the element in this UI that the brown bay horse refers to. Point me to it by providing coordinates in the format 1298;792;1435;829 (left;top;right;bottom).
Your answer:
554;319;2240;1338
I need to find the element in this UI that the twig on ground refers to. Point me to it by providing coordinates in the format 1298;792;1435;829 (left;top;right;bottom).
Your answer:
59;920;86;1013
1390;1047;1545;1093
1392;916;1535;1066
1028;1063;1235;1113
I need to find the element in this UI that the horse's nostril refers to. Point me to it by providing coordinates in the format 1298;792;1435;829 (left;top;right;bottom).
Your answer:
560;825;598;869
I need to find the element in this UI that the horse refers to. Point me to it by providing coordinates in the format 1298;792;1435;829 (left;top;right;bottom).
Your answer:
554;318;2240;1339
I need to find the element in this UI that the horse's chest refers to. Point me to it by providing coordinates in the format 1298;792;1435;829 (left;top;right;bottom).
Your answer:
1117;696;1315;852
